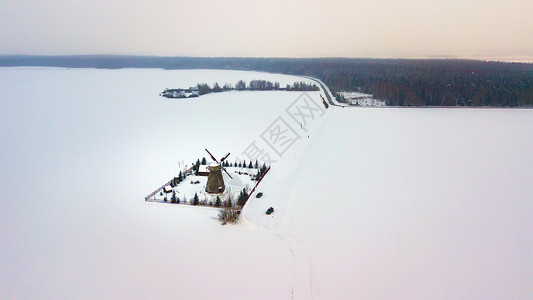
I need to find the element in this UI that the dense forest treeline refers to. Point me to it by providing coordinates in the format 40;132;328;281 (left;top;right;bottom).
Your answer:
2;55;532;106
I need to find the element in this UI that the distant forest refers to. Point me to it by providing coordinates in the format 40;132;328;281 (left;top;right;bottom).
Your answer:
2;55;532;107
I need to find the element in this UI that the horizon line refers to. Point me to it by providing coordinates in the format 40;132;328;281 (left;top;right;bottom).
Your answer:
1;54;532;64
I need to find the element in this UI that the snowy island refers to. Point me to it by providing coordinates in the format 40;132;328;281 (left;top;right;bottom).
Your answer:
160;79;319;98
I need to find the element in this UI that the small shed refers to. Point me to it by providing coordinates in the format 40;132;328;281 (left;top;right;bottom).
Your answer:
198;165;210;176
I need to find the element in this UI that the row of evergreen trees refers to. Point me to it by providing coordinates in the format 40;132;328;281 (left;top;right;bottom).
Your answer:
221;159;268;170
166;191;238;208
194;80;319;96
189;157;269;174
164;192;200;205
170;170;186;187
164;191;202;205
255;164;269;181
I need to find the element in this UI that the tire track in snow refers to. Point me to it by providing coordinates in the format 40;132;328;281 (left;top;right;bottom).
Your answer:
277;232;297;300
284;234;321;299
240;218;297;299
269;203;321;299
266;138;324;299
247;215;315;300
275;136;324;299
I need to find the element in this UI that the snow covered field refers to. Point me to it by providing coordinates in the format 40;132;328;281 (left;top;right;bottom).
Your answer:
256;107;533;299
1;67;532;299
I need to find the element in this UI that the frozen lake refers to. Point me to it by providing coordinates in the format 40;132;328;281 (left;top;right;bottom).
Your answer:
1;67;532;299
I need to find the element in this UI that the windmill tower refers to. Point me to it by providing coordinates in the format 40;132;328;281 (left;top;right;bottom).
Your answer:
204;148;233;194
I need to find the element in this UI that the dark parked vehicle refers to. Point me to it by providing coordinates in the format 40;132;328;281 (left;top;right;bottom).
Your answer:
266;207;274;215
256;192;263;198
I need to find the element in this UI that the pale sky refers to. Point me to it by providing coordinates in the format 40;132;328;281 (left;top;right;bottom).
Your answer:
1;0;532;58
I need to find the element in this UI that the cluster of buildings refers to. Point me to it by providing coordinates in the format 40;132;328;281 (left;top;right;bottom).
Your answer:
160;87;200;98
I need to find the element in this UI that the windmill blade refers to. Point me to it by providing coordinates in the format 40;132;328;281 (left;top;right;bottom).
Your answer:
205;148;232;178
204;148;219;164
221;166;233;179
220;152;231;162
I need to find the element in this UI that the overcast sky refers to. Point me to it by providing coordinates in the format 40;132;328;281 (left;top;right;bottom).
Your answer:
1;0;532;58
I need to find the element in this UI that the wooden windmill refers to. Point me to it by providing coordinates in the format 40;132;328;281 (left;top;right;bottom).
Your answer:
204;148;233;194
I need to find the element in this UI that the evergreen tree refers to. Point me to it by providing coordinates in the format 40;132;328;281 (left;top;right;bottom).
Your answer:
201;157;207;165
237;188;249;207
254;160;258;169
213;82;222;92
197;83;211;95
194;159;200;175
223;83;233;91
178;170;183;181
193;193;199;205
215;196;222;207
248;161;253;168
235;80;246;90
171;191;177;203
